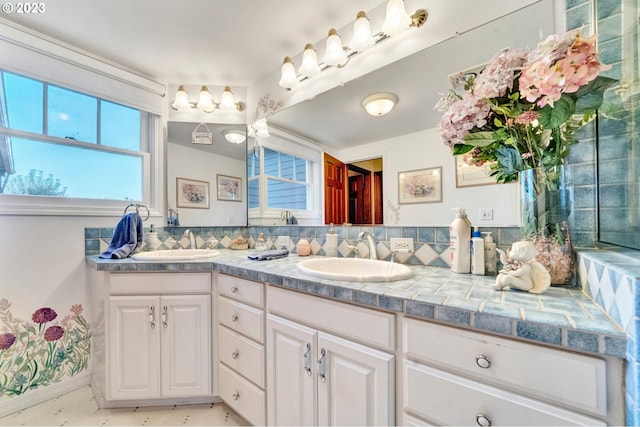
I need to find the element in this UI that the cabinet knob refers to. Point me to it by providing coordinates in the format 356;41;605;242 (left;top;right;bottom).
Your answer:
232;392;240;401
231;314;239;323
475;355;491;369
476;413;491;426
232;351;239;360
231;286;239;294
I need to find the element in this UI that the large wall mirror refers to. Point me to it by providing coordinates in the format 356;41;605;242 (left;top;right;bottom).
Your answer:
165;1;557;228
167;121;247;226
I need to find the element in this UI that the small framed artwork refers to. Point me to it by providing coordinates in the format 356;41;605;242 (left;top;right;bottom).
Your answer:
455;156;497;188
217;174;242;202
176;177;210;209
398;167;442;204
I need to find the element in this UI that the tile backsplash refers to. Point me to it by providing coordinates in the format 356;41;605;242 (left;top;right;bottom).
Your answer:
85;225;522;268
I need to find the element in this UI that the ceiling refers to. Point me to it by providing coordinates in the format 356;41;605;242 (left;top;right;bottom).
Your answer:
2;0;547;150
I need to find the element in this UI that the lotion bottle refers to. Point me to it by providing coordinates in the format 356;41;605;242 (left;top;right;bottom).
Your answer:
471;230;485;275
449;208;471;273
482;232;497;274
325;224;338;257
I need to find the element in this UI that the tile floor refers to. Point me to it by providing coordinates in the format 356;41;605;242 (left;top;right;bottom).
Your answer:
0;387;247;426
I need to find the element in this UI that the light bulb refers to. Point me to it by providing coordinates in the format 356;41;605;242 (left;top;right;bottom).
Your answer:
196;86;215;113
219;86;236;110
349;11;375;52
299;44;321;78
382;0;411;37
279;56;298;89
323;29;347;67
171;85;191;111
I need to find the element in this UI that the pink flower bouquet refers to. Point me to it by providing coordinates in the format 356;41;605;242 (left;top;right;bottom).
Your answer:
436;29;616;183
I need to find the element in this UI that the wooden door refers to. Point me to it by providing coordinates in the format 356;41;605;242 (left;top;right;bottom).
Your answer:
348;175;364;224
374;171;383;224
324;153;346;225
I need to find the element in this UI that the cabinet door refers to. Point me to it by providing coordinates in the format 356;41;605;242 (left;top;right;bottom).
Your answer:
267;314;317;426
160;295;211;397
108;296;160;400
317;331;394;426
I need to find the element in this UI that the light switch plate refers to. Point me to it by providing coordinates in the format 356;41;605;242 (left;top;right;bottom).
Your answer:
479;209;493;220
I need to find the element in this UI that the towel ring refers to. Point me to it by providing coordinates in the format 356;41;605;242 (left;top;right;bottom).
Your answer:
124;203;150;221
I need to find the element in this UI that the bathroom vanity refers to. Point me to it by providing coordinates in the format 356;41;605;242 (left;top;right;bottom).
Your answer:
87;251;625;425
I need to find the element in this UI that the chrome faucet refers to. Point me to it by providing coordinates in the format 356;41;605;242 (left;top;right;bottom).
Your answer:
183;229;196;249
358;231;378;260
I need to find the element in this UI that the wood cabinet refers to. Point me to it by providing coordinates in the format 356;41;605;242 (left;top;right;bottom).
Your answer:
216;274;266;426
401;318;619;426
267;287;395;426
91;272;212;406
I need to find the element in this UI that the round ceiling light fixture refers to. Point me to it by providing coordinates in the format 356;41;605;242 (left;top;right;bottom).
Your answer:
361;93;398;116
222;129;247;144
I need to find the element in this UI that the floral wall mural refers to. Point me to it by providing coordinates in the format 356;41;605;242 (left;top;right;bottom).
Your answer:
0;299;90;397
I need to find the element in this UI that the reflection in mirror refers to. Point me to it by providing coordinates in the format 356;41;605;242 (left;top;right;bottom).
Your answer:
167;121;247;226
262;0;555;227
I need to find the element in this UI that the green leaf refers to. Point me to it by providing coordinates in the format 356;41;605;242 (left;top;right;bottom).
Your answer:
452;144;474;156
573;76;617;114
462;131;495;147
494;117;503;127
494;146;524;182
538;95;575;129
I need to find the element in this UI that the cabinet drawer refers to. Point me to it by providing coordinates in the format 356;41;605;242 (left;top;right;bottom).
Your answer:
403;318;606;416
218;296;264;343
218;274;264;308
219;325;265;389
109;273;211;294
403;360;604;426
268;286;395;351
219;364;265;426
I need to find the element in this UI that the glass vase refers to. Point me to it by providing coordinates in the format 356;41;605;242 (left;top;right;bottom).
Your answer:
519;165;575;285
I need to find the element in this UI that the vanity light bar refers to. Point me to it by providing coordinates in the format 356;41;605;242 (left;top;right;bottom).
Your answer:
279;5;427;90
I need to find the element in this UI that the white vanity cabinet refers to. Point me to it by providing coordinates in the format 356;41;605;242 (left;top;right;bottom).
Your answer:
267;287;395;426
216;274;266;426
401;318;621;426
92;272;212;405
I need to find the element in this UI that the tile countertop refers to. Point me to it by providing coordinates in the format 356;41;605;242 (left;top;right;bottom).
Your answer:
86;250;627;359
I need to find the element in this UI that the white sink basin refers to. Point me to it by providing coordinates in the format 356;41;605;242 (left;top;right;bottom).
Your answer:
132;249;220;261
297;257;413;282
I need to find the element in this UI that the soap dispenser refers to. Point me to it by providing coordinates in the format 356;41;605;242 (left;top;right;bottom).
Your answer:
255;233;267;252
325;224;338;257
145;224;161;251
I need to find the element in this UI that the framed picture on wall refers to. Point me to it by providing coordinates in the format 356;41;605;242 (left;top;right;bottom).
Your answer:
176;177;210;209
455;156;498;188
398;167;442;204
217;174;242;202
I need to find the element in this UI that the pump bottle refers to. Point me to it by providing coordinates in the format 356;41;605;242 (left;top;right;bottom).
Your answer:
449;208;471;273
471;231;485;275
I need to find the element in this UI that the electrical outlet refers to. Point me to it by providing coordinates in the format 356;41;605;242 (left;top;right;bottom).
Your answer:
275;236;290;249
390;238;414;252
479;209;493;220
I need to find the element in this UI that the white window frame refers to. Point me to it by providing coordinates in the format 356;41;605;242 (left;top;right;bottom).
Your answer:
248;126;322;224
0;21;165;218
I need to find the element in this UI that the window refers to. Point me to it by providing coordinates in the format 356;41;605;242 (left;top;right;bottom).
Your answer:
248;145;316;215
0;70;152;203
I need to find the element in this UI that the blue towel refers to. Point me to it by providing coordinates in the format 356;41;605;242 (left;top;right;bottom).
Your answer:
248;249;289;261
99;213;143;259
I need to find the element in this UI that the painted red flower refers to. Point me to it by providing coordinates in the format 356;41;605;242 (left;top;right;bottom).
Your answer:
0;332;16;350
44;326;64;342
32;307;57;323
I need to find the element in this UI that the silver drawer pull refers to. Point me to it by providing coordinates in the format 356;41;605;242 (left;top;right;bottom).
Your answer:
232;351;239;360
231;286;239;294
475;355;491;369
148;306;156;329
318;348;326;383
476;413;491;426
231;314;239;323
161;305;168;329
303;343;312;376
232;392;240;401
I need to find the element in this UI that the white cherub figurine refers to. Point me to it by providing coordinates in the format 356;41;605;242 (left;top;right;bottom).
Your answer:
493;240;551;294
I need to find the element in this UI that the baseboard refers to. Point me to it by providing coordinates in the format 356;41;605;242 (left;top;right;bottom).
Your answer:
0;374;90;418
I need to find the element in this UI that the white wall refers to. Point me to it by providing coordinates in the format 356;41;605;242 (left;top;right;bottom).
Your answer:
336;127;520;227
167;143;247;226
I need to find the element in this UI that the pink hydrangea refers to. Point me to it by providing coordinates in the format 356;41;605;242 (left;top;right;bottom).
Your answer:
514;111;540;125
438;94;491;147
519;32;609;107
473;48;527;98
